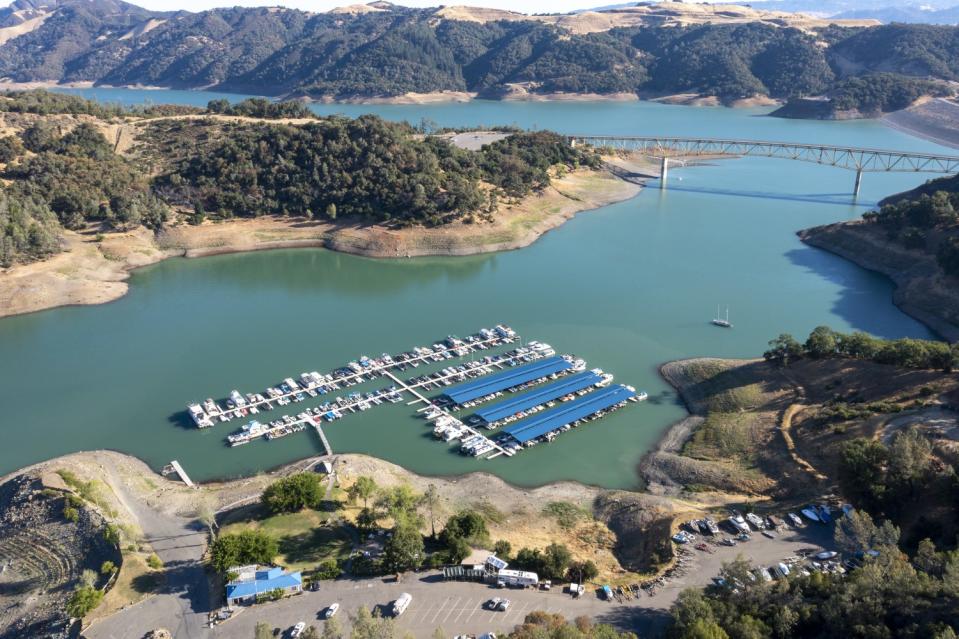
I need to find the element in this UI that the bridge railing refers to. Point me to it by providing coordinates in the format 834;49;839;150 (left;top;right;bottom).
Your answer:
568;136;959;174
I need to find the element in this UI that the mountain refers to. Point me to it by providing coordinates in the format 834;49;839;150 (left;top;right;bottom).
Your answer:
0;0;955;109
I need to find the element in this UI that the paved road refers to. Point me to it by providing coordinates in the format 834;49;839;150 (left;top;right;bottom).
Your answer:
84;470;212;639
217;520;836;639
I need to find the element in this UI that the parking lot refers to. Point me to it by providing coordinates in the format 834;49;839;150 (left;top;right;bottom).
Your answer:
216;519;837;638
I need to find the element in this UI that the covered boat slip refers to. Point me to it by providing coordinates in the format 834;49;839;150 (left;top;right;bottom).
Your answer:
473;370;603;425
503;384;636;444
442;355;572;405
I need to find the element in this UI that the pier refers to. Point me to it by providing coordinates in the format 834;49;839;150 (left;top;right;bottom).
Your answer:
188;325;519;427
183;324;647;462
169;460;196;488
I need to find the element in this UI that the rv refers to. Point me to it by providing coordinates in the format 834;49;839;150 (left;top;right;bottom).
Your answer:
392;593;412;617
496;569;539;588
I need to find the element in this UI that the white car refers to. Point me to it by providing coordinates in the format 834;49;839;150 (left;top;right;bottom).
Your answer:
815;551;838;560
325;603;340;619
291;622;307;638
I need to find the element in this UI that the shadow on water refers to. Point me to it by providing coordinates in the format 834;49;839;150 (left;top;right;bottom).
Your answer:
655;182;876;208
785;246;932;339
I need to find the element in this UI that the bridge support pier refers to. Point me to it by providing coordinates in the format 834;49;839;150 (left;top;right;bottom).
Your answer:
660;157;669;189
853;168;863;198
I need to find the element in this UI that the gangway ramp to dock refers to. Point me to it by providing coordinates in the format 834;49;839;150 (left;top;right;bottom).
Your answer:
473;370;603;426
503;385;636;444
442;355;572;405
169;460;196;488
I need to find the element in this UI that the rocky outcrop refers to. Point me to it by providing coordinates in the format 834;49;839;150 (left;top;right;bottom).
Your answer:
0;475;119;639
799;221;959;341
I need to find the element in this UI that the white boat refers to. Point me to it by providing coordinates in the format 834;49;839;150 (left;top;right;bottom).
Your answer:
711;305;733;328
187;403;213;428
229;390;247;407
787;513;803;527
801;508;821;522
729;515;750;534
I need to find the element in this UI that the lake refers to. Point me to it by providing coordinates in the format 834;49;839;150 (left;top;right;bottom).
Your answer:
0;88;948;488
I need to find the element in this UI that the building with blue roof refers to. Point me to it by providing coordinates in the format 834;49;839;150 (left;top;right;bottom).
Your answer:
442;356;572;405
502;385;636;444
225;565;303;606
473;370;603;426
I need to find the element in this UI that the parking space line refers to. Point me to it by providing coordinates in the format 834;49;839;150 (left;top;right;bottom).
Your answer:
450;599;472;624
440;597;462;625
428;598;449;625
464;604;479;623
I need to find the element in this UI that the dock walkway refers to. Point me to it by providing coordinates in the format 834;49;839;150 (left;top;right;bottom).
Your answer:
195;330;515;424
169;460;196;488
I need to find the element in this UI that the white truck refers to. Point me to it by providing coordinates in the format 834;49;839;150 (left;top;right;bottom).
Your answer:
392;592;412;617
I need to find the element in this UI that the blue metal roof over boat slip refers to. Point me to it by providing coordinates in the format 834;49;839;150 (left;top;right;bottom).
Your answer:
503;385;635;444
474;371;602;424
444;356;571;404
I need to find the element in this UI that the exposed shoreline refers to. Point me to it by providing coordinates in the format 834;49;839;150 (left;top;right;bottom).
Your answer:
0;165;644;319
798;222;959;342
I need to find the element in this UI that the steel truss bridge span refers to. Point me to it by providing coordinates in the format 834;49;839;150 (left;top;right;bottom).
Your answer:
567;135;959;195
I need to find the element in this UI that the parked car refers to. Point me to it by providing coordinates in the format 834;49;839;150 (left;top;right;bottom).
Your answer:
485;598;502;610
497;599;511;612
540;580;552;591
324;603;340;619
291;622;306;638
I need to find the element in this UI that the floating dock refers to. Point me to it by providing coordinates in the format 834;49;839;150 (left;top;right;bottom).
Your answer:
472;369;606;427
502;384;637;444
183;324;647;462
441;354;572;406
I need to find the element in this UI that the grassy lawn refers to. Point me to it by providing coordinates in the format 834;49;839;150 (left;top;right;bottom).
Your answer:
220;507;354;573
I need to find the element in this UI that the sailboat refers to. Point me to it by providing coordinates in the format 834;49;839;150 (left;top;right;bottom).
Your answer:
712;305;733;328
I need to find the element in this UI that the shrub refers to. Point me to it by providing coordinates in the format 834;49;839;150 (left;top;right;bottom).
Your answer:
66;585;103;618
261;473;324;513
146;554;163;570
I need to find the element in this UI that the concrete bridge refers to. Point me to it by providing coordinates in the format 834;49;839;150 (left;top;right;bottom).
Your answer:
567;135;959;196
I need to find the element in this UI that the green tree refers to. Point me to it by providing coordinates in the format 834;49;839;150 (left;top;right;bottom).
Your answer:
261;473;324;513
566;559;599;583
350;606;397;639
66;585;103;618
100;560;116;576
763;334;803;366
322;615;344;639
80;568;97;587
541;543;573;580
682;619;730;639
382;522;424;573
315;558;342;580
805;325;839;358
209;530;278;572
493;539;512;560
356;507;379;532
834;510;900;554
347;476;377;508
424;484;439;538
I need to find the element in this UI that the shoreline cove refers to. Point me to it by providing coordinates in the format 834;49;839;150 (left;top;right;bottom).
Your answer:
0;165;643;319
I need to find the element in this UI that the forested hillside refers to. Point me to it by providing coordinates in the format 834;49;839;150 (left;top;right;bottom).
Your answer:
0;0;956;110
0;91;599;267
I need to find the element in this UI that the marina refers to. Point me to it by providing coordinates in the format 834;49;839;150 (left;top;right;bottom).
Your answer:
185;325;646;459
